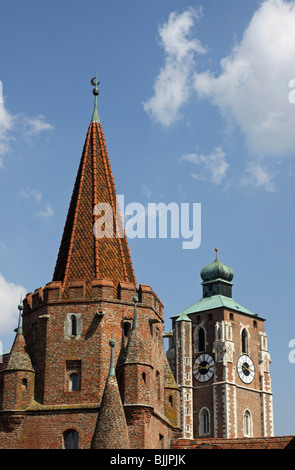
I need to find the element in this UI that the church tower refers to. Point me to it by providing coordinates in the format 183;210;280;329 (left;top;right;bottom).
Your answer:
167;249;273;439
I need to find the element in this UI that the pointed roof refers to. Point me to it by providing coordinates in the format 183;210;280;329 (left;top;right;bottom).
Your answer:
6;303;34;372
121;292;150;366
53;78;136;293
91;339;130;449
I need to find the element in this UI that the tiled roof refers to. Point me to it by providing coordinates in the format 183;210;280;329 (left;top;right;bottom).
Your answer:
53;121;136;294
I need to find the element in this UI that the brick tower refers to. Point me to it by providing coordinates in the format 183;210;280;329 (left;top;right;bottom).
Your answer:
0;79;181;449
167;248;273;440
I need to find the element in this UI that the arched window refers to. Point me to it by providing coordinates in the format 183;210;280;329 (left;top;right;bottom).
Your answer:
195;326;205;352
198;327;205;351
64;429;79;449
241;328;249;354
123;321;131;339
71;315;77;337
69;372;79;391
199;407;210;436
21;378;27;391
243;410;252;437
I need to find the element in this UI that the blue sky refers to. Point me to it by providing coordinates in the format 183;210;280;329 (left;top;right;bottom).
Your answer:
0;0;295;436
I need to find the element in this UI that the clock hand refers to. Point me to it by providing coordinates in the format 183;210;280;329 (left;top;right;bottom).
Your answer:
198;364;210;370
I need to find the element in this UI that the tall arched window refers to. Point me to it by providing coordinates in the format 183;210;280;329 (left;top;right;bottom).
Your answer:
199;407;210;436
198;327;205;351
243;410;252;437
63;429;79;449
195;326;205;352
241;328;249;354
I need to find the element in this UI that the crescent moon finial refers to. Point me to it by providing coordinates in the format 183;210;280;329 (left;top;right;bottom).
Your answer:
90;72;101;123
91;72;100;95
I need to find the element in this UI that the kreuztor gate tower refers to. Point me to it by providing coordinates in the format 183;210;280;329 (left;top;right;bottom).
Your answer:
0;79;181;449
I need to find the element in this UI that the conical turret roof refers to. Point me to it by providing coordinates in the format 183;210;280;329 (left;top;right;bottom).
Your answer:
53;78;136;293
91;338;130;449
6;303;34;372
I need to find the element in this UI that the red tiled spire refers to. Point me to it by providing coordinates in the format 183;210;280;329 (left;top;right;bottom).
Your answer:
53;79;136;293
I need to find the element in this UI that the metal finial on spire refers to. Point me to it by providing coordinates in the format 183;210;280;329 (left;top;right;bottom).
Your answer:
215;247;219;260
132;287;139;330
91;73;100;123
16;298;24;335
108;335;116;377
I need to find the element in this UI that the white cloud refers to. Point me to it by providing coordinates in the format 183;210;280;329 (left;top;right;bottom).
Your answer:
143;6;206;126
22;114;53;136
0;101;15;160
144;1;295;191
182;146;229;185
241;164;277;192
35;204;54;220
0;81;53;167
17;187;54;220
0;273;26;336
142;184;152;199
194;0;295;157
17;188;43;203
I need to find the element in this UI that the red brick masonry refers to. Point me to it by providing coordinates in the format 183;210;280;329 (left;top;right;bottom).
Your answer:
170;436;295;449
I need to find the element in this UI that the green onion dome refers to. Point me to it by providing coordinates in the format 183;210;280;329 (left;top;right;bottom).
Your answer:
201;248;234;283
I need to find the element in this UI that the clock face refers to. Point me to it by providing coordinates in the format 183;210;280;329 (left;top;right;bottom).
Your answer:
193;353;215;382
237;355;255;384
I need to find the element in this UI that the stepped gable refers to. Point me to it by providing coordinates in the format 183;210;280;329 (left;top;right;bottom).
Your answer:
53;77;136;294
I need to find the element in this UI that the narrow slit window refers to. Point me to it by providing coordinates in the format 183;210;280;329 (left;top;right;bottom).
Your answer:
71;315;77;337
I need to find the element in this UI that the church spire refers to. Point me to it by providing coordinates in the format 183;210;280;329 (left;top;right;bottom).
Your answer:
53;78;136;293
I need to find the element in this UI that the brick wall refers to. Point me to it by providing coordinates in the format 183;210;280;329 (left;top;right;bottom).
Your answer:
170;436;295;449
0;278;181;449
